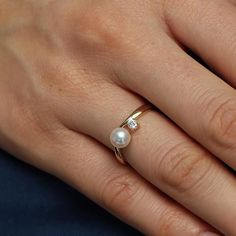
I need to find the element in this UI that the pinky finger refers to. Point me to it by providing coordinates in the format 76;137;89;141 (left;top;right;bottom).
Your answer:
36;129;218;236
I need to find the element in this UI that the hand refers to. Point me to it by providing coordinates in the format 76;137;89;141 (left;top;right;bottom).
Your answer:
1;0;236;235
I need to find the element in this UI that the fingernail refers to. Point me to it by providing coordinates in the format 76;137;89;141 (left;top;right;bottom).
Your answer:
201;232;221;236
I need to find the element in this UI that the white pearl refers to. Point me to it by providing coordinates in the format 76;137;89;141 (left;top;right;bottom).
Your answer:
110;128;131;148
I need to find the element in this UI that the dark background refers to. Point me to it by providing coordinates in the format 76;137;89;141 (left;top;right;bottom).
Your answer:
0;150;141;236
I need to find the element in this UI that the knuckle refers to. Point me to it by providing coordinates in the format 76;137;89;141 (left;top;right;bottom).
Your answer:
47;1;129;53
101;171;142;216
158;208;187;236
155;142;211;193
159;209;179;235
204;95;236;149
74;7;122;51
158;207;203;236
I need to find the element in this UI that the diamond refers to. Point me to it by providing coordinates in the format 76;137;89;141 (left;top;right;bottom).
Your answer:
127;118;139;130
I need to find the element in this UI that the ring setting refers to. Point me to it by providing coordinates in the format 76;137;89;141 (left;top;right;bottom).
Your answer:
110;104;154;164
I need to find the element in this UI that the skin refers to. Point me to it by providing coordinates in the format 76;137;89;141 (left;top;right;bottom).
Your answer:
1;0;236;235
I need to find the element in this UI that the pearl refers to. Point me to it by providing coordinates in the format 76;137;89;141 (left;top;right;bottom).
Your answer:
110;128;131;148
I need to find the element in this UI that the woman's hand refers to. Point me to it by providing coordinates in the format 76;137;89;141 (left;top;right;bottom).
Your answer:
1;0;236;235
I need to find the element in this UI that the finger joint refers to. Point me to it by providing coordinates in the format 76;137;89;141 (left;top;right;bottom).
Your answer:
204;95;236;150
154;142;211;194
100;171;143;216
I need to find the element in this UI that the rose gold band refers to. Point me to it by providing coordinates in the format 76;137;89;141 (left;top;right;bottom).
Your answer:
113;104;154;164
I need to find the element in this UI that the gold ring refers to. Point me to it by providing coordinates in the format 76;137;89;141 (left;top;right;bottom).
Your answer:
110;104;154;164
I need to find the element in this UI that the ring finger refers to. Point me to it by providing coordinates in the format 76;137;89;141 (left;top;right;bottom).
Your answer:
60;78;236;235
114;28;236;171
24;77;218;235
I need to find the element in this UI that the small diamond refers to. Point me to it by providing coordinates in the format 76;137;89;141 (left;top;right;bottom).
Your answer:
127;118;139;130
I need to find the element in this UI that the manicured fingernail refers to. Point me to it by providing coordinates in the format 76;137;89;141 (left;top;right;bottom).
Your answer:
201;232;221;236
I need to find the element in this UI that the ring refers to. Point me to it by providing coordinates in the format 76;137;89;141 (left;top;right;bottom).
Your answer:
110;104;154;164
